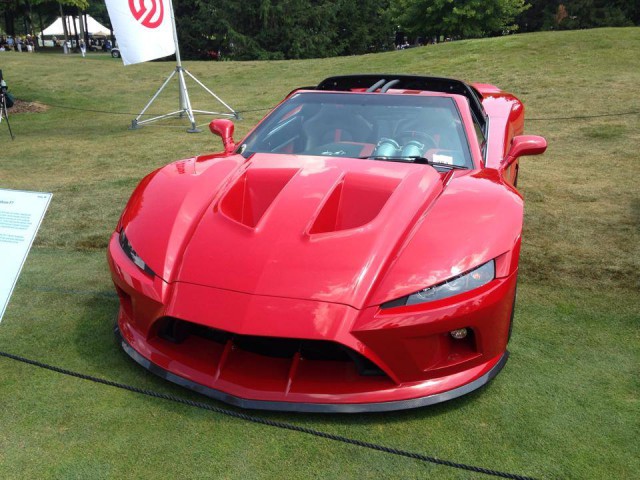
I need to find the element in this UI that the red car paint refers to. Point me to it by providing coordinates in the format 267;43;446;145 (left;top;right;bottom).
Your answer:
108;75;546;412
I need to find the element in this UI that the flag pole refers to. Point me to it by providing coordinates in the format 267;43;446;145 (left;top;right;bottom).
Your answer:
130;0;238;133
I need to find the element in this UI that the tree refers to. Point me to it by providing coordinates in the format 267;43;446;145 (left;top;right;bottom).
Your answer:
516;0;639;31
1;0;88;38
174;0;393;60
392;0;529;40
86;1;111;32
334;0;394;55
516;0;560;31
248;0;340;59
173;0;267;60
560;0;636;28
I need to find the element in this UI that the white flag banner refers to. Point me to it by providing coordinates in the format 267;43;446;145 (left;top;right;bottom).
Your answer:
105;0;176;65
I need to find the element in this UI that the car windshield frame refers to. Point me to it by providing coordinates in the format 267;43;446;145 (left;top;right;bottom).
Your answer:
238;92;474;169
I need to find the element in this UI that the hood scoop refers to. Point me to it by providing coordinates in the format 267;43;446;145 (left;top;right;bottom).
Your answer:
309;173;400;234
176;153;445;307
220;168;298;228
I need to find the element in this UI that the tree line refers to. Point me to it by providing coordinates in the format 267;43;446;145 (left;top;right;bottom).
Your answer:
1;0;638;59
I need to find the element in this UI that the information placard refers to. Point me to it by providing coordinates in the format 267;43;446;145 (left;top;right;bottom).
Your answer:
0;189;52;322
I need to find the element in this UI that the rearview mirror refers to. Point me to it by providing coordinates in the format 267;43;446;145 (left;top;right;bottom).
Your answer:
209;119;236;154
503;135;547;167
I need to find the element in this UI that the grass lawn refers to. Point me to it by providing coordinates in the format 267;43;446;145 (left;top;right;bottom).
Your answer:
0;27;638;479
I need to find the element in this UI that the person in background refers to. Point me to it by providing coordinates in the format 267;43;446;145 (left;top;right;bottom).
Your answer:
79;39;86;57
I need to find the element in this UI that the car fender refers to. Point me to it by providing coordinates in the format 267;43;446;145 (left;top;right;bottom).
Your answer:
367;169;523;306
118;154;245;282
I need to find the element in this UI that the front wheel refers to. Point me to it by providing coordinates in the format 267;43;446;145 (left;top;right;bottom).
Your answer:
111;50;120;58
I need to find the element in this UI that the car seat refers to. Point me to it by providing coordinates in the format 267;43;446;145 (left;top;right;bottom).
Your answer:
302;106;373;151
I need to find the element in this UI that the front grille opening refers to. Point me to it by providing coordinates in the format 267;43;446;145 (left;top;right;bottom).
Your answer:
155;317;385;377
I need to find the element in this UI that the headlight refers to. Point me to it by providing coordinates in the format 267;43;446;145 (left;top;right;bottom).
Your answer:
382;260;495;308
118;229;156;277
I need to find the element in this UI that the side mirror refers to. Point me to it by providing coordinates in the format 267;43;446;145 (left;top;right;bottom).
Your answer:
503;135;547;167
209;119;236;154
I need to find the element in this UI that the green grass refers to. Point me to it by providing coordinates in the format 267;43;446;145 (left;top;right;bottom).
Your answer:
0;28;639;479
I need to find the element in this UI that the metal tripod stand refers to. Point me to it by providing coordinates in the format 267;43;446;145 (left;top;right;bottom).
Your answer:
0;92;15;140
130;64;238;133
130;0;238;133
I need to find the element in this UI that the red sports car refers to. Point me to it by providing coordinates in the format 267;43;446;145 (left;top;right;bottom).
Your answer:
108;75;547;412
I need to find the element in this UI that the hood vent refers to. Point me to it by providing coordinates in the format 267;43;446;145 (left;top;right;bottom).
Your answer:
310;172;400;234
220;168;298;228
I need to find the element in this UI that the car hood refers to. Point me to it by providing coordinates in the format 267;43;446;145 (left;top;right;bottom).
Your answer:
172;153;446;308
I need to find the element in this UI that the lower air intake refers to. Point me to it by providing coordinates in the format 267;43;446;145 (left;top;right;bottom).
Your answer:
155;317;386;377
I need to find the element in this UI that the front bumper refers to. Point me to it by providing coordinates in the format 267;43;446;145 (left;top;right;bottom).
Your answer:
115;322;508;412
109;232;516;412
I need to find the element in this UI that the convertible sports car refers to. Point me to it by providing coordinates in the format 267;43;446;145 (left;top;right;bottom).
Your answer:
108;74;547;412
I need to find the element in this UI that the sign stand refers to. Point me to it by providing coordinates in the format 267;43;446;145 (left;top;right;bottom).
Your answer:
0;91;13;140
0;71;14;140
130;0;238;133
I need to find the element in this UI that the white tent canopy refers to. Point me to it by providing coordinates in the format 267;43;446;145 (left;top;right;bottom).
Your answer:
41;15;111;37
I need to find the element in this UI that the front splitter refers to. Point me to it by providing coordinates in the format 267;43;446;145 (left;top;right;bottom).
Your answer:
115;324;508;413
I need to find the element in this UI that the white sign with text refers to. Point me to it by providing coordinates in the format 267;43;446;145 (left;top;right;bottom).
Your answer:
0;189;52;322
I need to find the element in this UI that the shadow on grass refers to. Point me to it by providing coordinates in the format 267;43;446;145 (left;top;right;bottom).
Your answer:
276;382;496;428
71;293;496;430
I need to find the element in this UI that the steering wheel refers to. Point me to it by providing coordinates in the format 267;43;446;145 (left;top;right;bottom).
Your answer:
396;131;438;150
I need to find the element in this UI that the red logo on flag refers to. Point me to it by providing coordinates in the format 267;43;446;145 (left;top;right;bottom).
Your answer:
129;0;164;29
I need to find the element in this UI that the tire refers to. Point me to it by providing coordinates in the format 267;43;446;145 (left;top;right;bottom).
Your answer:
111;49;120;58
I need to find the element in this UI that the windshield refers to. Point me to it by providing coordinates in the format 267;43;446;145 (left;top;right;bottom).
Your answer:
239;92;473;168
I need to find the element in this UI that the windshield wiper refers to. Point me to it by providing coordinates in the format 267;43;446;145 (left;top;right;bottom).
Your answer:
358;155;466;169
359;155;428;164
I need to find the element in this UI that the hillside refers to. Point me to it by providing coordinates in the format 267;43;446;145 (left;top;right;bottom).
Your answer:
0;27;638;479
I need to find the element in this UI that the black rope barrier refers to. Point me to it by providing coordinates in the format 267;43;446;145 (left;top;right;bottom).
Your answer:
17;99;640;122
527;111;639;121
29;102;274;117
0;349;539;480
